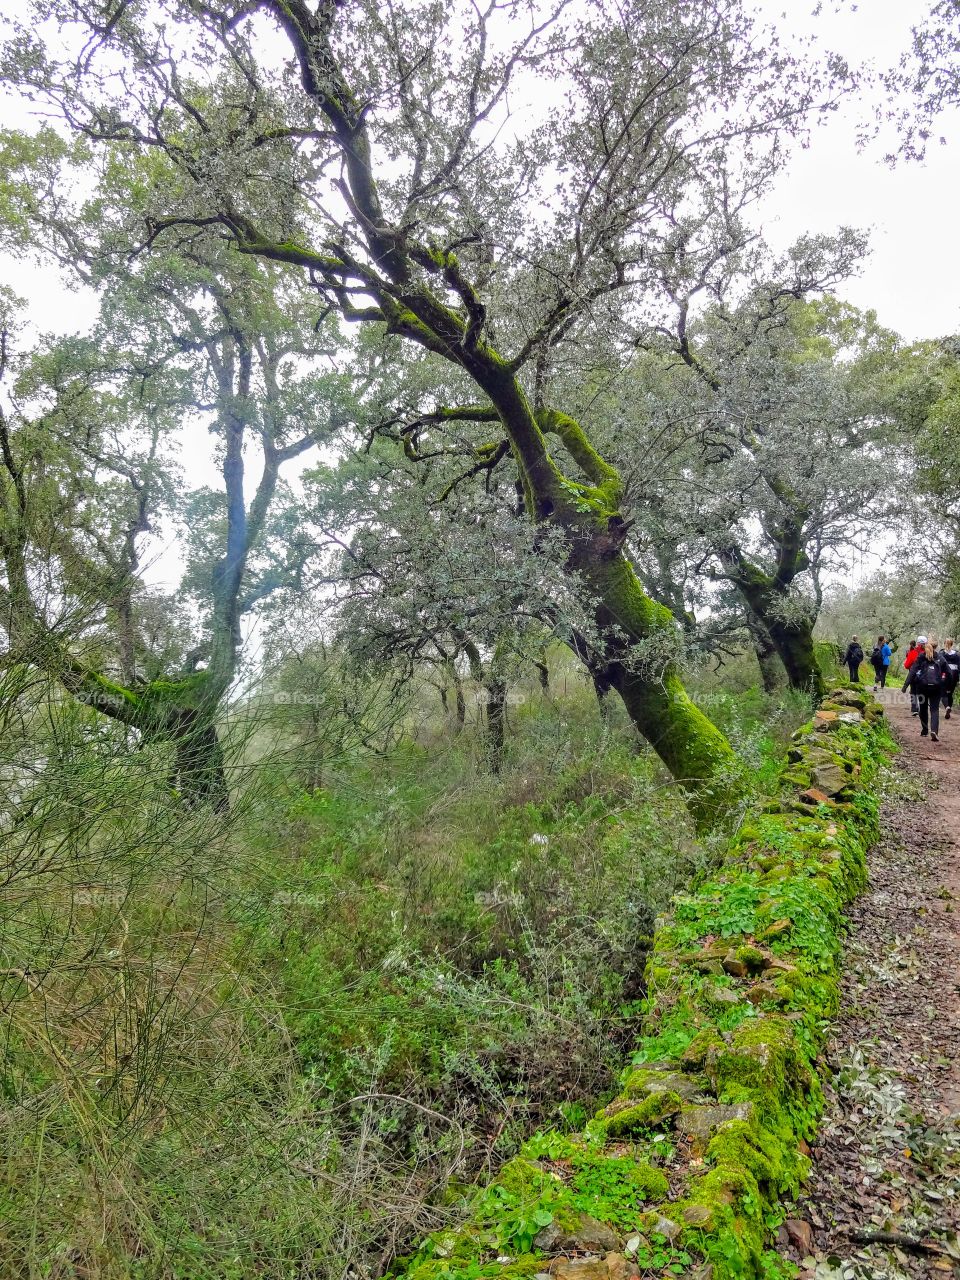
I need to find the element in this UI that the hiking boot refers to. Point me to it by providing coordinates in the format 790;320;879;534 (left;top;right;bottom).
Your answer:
947;708;952;719
921;727;929;736
932;732;940;742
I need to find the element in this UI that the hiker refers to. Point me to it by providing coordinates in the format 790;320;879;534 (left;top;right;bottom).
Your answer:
904;636;924;715
943;638;960;719
870;635;892;689
843;635;865;683
904;640;949;740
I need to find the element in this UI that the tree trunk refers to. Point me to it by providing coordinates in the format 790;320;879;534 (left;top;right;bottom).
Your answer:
747;612;787;694
766;616;824;696
724;570;824;696
170;711;229;812
486;677;507;774
454;678;466;729
570;544;745;830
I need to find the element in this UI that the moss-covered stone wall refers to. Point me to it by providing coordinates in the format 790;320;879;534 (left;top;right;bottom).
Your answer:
392;686;892;1280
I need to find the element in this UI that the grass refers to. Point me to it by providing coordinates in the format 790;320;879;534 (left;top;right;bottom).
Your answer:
0;658;811;1279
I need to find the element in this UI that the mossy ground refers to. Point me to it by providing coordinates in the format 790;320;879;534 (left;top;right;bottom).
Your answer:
392;690;893;1280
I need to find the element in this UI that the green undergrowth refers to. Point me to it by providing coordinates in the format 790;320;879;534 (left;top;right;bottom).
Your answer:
391;687;894;1280
234;683;799;1137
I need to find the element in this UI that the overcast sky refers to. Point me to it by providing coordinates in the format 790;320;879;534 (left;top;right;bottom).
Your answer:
754;0;960;340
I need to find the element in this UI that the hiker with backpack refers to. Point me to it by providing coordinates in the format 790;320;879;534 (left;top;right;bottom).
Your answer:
904;641;950;740
844;635;865;683
942;639;960;719
870;635;892;689
903;637;924;715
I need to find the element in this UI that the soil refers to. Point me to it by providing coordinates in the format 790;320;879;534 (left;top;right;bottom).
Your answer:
779;689;960;1279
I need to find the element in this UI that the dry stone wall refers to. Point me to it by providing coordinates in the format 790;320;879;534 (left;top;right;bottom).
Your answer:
394;686;891;1280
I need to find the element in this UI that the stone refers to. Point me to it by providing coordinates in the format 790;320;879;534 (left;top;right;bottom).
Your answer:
624;1067;705;1103
837;711;863;725
602;1089;683;1135
798;786;833;806
704;983;741;1008
759;917;792;941
783;1219;814;1254
676;1102;755;1149
549;1255;640;1280
813;709;838;729
828;688;868;710
680;1028;725;1074
810;763;850;796
721;950;748;977
787;744;844;768
681;1203;714;1228
639;1212;681;1242
747;981;787;1006
535;1214;621;1255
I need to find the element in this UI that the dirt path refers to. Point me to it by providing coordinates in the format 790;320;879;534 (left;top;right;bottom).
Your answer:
780;690;960;1280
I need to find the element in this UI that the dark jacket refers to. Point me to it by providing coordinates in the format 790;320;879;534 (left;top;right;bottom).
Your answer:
906;652;949;695
943;648;960;689
844;641;864;666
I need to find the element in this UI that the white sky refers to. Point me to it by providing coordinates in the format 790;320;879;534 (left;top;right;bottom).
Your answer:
0;0;956;598
754;0;960;341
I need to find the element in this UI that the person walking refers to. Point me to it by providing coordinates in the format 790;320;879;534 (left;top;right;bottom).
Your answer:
870;635;892;689
942;638;960;719
904;637;924;715
844;635;865;683
905;641;949;740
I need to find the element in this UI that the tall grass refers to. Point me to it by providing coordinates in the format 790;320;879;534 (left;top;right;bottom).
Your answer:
0;659;808;1278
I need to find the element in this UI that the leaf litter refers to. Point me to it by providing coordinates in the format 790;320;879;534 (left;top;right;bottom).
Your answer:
779;695;960;1279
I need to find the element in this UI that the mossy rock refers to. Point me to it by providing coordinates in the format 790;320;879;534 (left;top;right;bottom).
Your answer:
496;1156;559;1199
623;1067;705;1102
600;1090;683;1136
680;1027;725;1074
676;1102;755;1152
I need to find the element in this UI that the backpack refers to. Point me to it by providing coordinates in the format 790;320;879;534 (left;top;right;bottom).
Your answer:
870;645;882;665
945;651;960;680
850;643;864;664
917;657;945;690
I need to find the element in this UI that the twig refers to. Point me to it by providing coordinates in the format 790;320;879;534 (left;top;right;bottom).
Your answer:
846;1227;953;1257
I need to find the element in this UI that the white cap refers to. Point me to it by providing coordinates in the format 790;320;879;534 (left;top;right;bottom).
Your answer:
917;635;928;644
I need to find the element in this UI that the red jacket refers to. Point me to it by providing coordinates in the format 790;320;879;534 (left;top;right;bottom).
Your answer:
904;645;922;670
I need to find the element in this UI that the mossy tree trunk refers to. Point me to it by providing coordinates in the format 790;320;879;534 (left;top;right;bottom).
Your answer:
462;638;509;770
719;540;825;698
747;611;787;694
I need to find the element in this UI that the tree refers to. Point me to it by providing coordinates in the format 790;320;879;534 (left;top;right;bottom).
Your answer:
3;0;856;822
297;433;574;770
891;1;960;157
0;231;337;807
616;296;904;694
